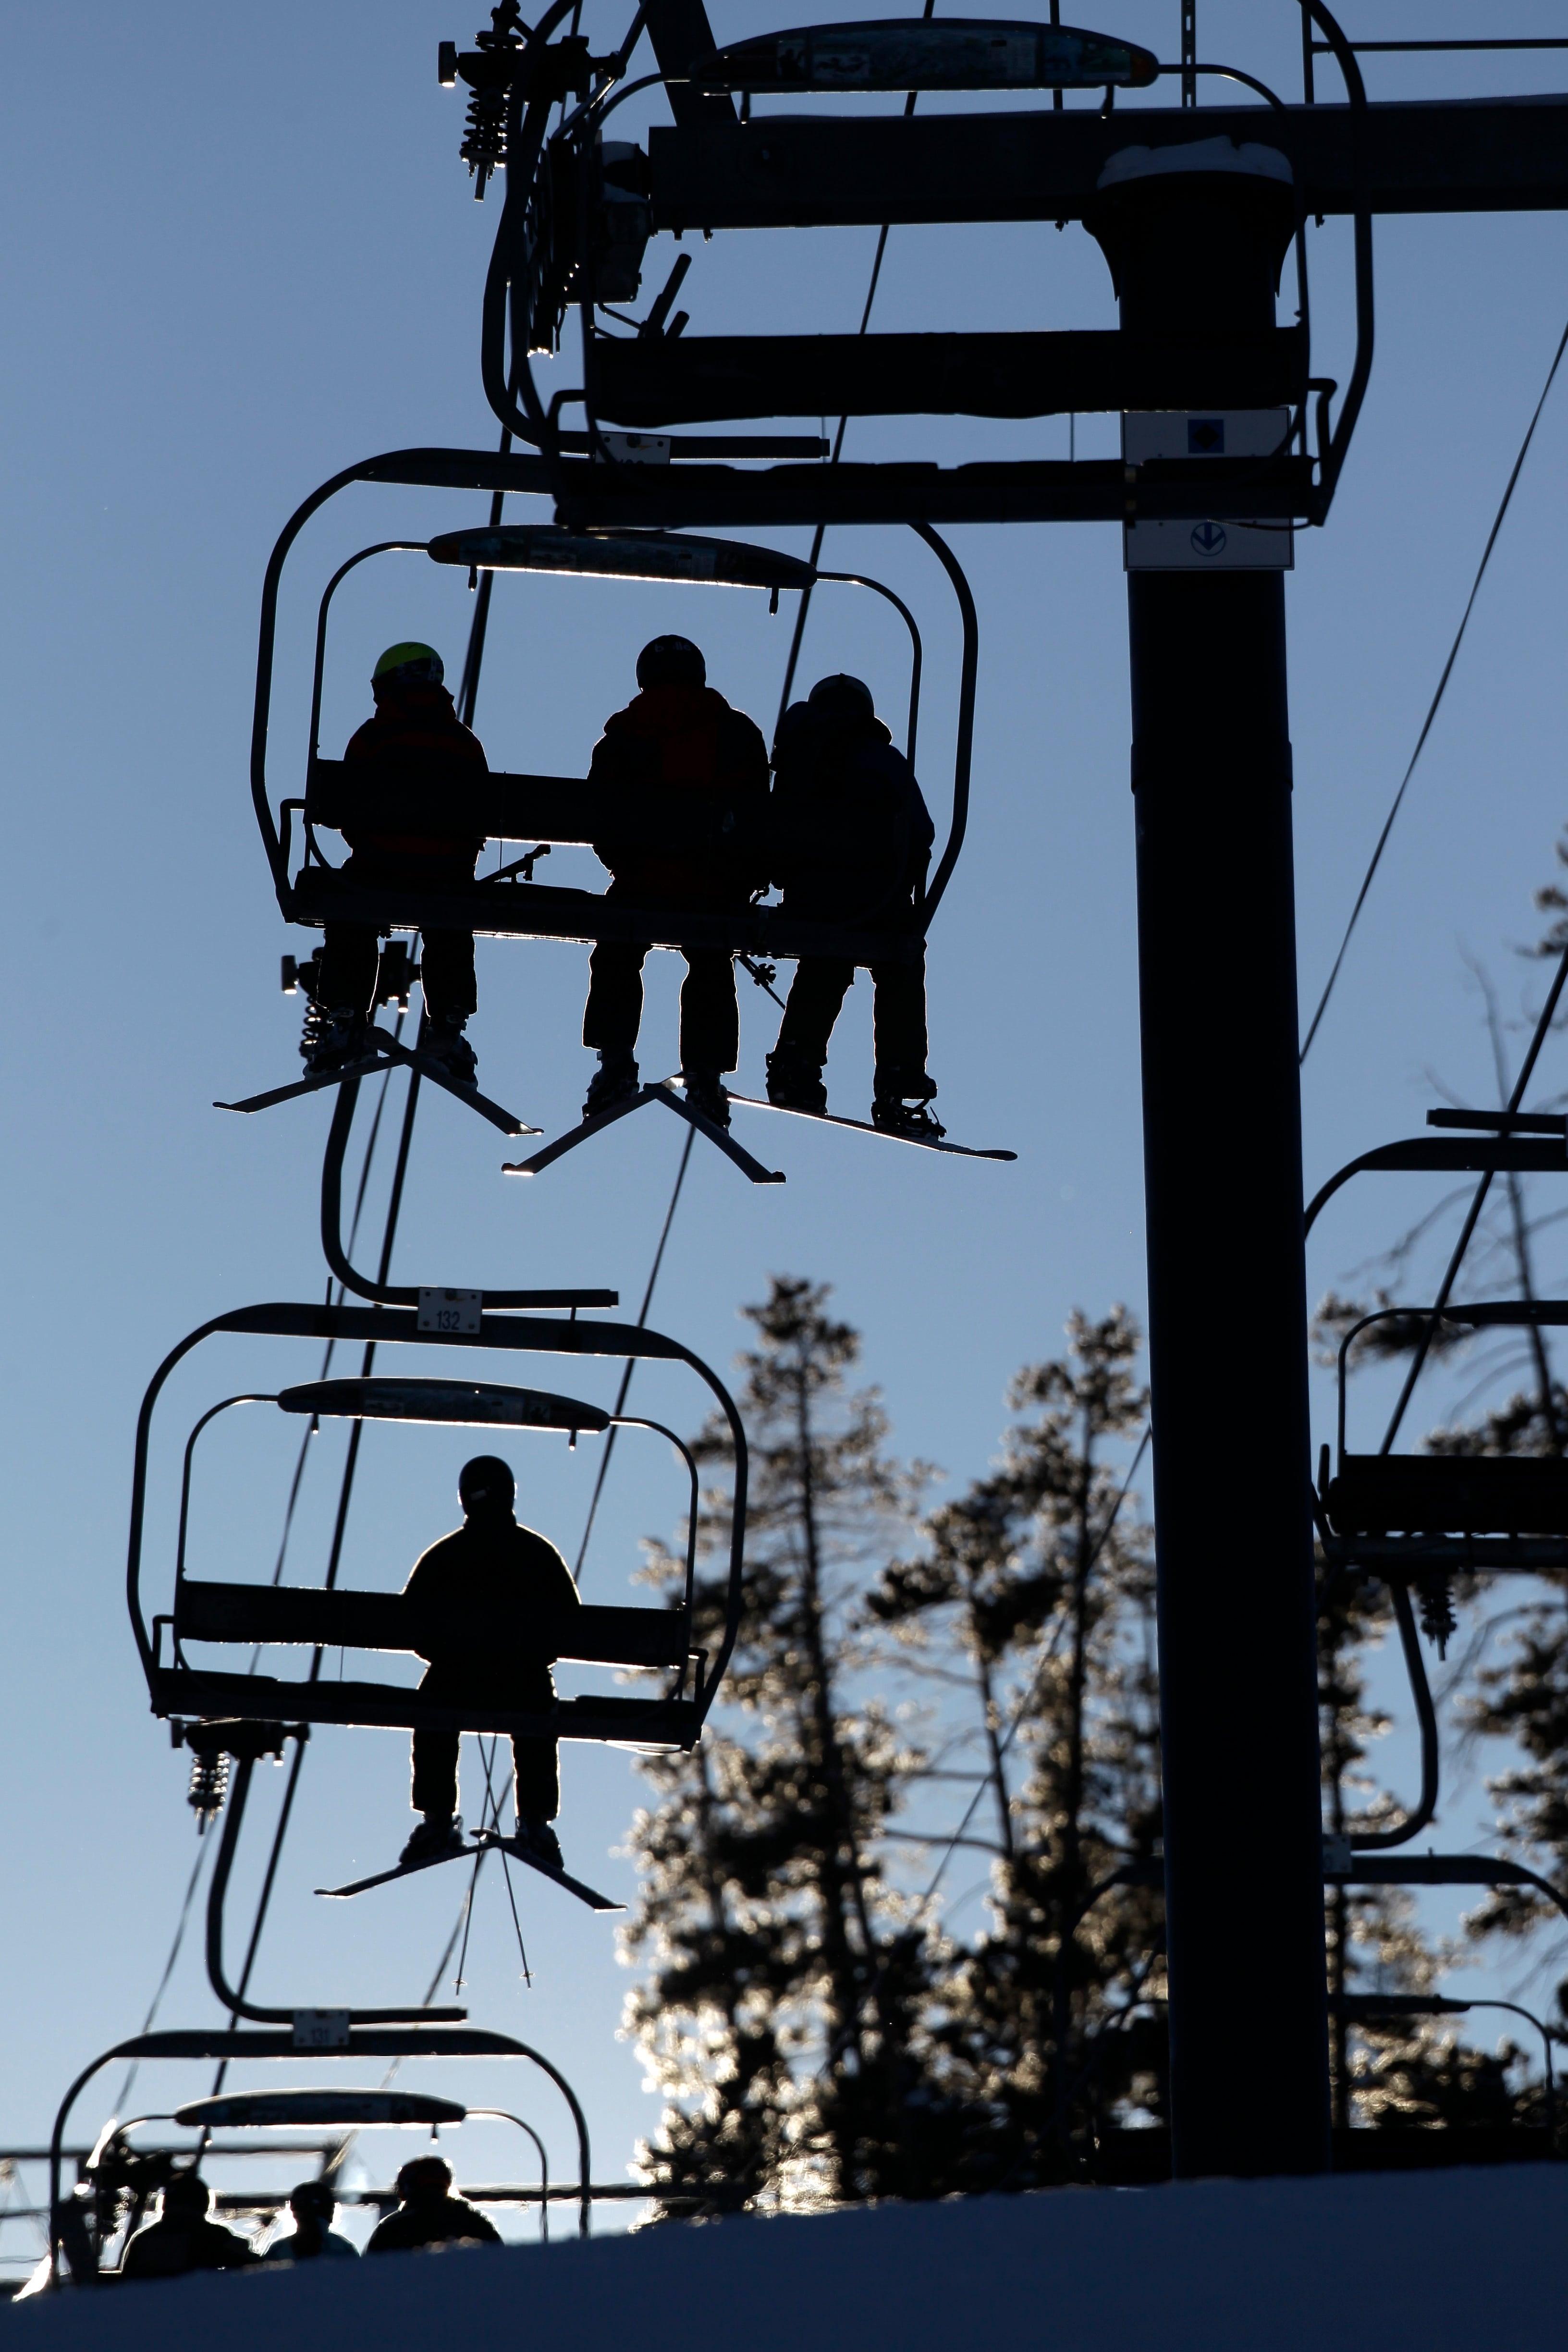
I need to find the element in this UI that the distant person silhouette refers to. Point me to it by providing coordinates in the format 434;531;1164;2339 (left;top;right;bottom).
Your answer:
260;2179;359;2261
365;2156;501;2254
120;2173;257;2279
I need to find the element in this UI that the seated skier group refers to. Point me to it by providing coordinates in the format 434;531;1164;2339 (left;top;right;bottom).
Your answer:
303;632;943;1140
116;2158;499;2278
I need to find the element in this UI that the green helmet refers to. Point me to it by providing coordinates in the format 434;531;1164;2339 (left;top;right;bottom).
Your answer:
373;641;443;686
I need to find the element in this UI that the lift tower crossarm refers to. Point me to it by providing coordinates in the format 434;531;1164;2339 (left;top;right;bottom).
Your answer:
647;95;1568;233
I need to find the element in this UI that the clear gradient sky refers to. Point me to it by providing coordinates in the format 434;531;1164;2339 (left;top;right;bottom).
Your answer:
4;2;1568;2249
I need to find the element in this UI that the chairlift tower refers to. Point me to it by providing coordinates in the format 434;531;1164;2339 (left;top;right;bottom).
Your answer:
428;0;1568;2178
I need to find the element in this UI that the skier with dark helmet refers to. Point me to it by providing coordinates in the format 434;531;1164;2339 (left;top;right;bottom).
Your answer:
303;642;488;1083
765;673;943;1139
580;635;770;1130
399;1456;581;1872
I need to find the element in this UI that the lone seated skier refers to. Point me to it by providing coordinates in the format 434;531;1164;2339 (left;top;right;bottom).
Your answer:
764;673;943;1139
304;642;488;1083
400;1455;581;1872
580;634;770;1130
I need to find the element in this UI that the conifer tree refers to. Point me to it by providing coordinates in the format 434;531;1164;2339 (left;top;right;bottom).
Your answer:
621;1276;947;2213
865;1308;1164;2179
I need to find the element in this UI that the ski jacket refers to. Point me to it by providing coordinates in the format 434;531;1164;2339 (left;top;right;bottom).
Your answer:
768;703;933;923
588;682;769;902
261;2228;359;2261
121;2217;257;2279
403;1514;581;1668
342;683;488;863
366;2197;502;2254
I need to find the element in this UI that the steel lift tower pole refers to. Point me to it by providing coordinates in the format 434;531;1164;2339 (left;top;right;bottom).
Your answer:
1092;148;1330;2177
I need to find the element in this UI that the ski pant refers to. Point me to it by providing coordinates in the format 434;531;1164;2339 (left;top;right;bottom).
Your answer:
776;941;930;1083
410;1660;560;1822
317;854;478;1027
582;888;743;1074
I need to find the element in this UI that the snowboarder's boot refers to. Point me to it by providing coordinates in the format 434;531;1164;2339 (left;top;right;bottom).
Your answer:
398;1813;466;1868
872;1068;945;1142
765;1045;828;1115
582;1049;640;1122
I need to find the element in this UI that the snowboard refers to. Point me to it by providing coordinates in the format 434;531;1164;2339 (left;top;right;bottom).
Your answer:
727;1094;1017;1162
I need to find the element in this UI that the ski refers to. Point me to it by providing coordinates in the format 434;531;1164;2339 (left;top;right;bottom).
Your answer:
315;1840;486;1899
727;1094;1017;1162
475;1831;625;1912
503;1082;785;1186
217;1028;538;1139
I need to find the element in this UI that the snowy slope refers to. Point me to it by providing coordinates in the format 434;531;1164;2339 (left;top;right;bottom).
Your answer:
8;2167;1563;2352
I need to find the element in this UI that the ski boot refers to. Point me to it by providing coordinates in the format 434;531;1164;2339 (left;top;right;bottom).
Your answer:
505;1815;564;1872
420;1012;478;1088
872;1068;946;1143
301;1001;371;1076
583;1049;640;1122
399;1812;466;1868
765;1043;828;1115
682;1069;731;1129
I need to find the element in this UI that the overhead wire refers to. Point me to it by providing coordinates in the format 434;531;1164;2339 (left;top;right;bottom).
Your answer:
773;0;938;738
1299;310;1568;1066
574;1125;696;1579
110;1838;214;2119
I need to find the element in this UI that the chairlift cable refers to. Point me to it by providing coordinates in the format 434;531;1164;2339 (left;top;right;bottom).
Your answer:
1378;927;1568;1455
573;1123;697;1581
819;1421;1151;2078
773;0;938;740
1299;308;1568;1066
124;1038;413;2091
253;1030;409;1663
202;412;515;2088
109;1837;214;2119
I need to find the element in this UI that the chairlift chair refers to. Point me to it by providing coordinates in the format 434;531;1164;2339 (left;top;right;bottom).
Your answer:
48;2030;593;2284
1308;1107;1568;1575
1322;1298;1568;1572
443;6;1372;531
129;1301;746;1753
247;476;977;1118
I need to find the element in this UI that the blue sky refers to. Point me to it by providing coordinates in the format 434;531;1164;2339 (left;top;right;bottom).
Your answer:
5;1;1568;2252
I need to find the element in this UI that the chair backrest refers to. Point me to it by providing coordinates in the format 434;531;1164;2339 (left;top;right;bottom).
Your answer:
305;760;762;855
306;760;593;846
173;1580;688;1669
1326;1453;1568;1537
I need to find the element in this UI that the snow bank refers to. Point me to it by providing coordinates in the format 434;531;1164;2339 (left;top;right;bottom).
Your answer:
7;2165;1563;2352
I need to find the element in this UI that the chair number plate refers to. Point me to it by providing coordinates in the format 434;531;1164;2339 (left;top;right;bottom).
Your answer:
417;1287;483;1335
293;2009;351;2049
